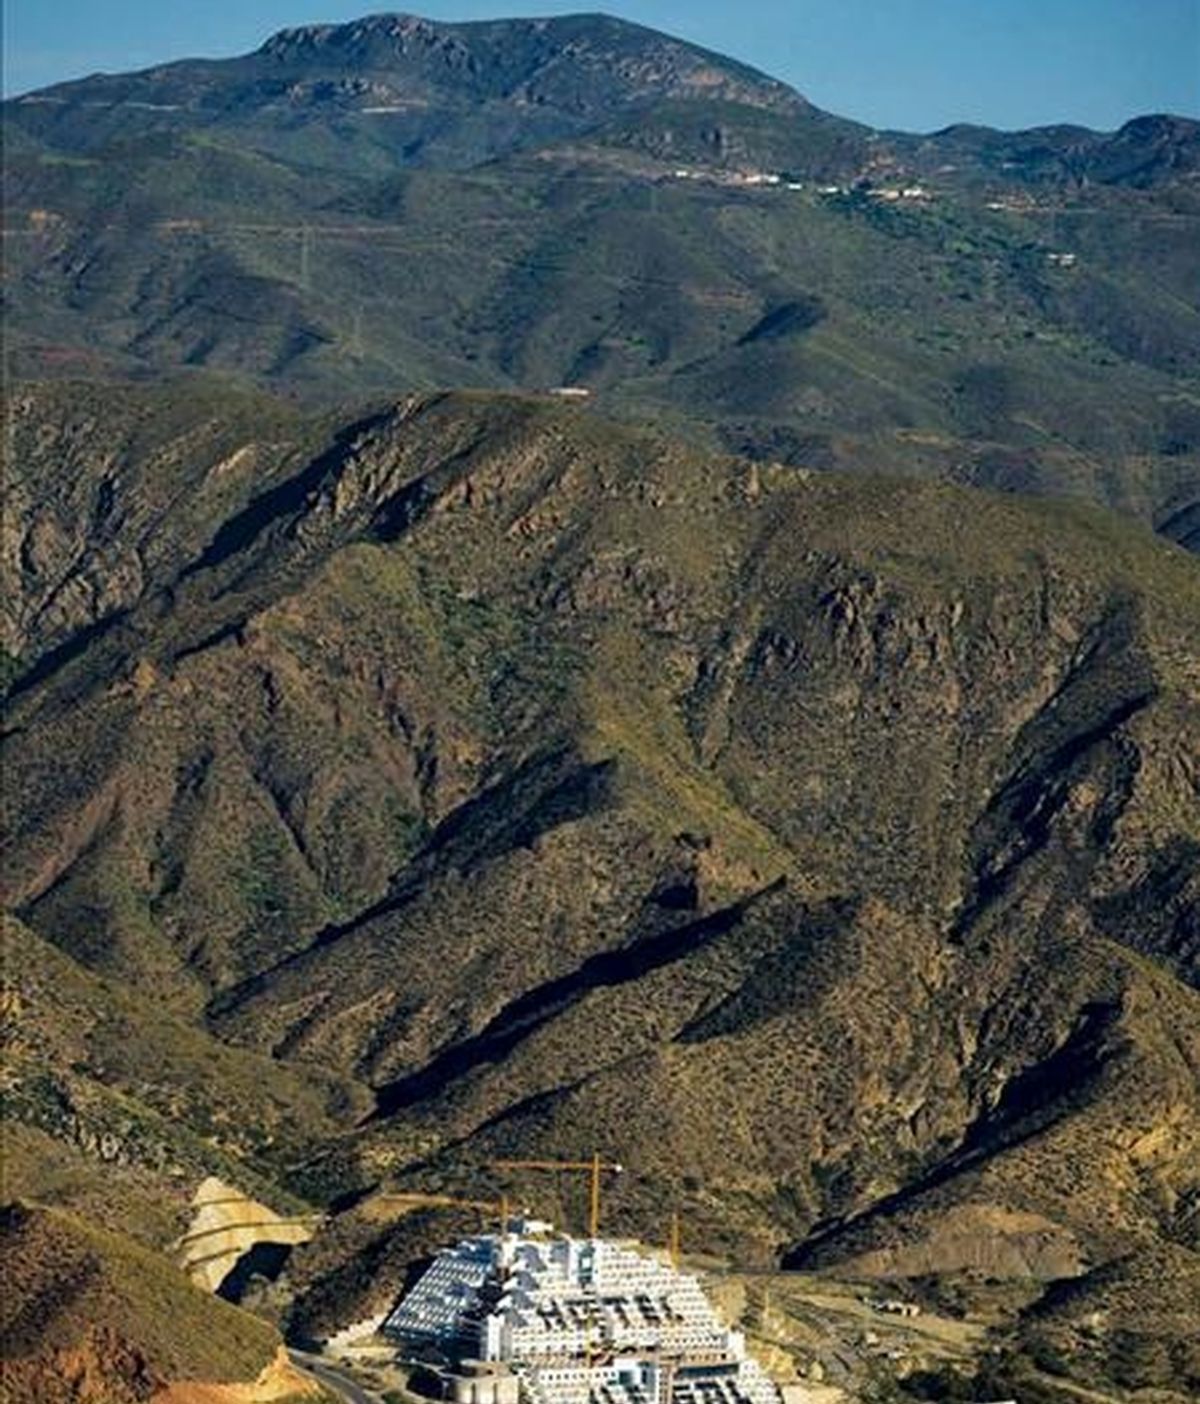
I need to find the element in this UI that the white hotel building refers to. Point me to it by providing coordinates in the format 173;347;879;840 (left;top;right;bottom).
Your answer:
384;1229;780;1404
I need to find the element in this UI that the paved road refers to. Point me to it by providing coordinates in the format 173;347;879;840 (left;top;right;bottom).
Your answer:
288;1349;383;1404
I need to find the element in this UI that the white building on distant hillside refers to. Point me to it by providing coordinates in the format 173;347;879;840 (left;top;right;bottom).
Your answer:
384;1228;779;1404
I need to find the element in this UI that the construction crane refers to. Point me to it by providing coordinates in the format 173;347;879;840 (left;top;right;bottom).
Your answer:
488;1155;623;1239
373;1190;514;1237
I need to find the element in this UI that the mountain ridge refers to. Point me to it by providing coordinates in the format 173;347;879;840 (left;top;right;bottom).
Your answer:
11;11;1197;144
8;9;1196;194
4;14;1196;556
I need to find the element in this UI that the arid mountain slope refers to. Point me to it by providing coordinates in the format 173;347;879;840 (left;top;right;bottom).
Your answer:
2;380;320;677
3;388;1197;1358
1;913;364;1223
0;1203;312;1404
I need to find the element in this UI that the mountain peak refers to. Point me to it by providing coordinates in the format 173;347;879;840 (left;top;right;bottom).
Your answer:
257;12;455;57
4;10;807;174
251;10;806;110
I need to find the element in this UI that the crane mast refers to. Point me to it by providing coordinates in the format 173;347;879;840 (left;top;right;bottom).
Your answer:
488;1154;623;1238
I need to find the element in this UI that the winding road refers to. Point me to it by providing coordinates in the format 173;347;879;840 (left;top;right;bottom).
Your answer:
288;1349;383;1404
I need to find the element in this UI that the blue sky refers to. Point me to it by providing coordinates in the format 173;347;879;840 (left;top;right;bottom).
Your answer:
4;0;1197;131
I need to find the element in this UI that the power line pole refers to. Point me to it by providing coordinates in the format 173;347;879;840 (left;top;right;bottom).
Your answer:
299;225;312;291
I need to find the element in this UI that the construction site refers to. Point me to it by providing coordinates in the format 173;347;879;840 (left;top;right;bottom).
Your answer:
381;1158;782;1404
169;1156;996;1403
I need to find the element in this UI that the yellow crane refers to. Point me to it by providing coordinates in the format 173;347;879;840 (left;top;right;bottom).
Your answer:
373;1190;514;1237
488;1155;623;1239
